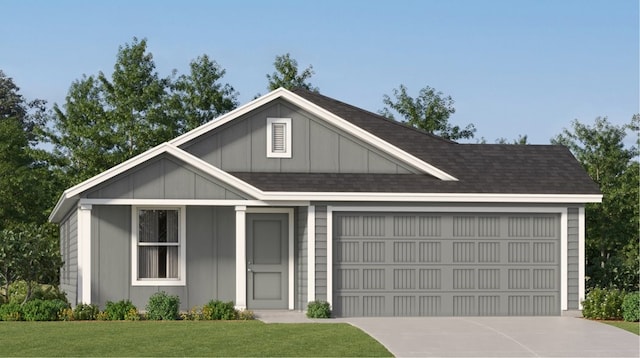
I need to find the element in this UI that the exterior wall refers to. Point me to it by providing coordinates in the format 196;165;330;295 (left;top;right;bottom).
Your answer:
567;207;580;309
59;210;78;305
180;99;417;174
296;206;308;310
314;206;327;300
85;155;249;200
90;205;236;310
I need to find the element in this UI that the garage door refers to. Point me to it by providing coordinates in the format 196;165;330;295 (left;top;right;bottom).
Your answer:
333;212;560;317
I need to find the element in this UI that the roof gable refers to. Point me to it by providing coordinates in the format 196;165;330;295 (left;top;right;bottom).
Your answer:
171;88;458;180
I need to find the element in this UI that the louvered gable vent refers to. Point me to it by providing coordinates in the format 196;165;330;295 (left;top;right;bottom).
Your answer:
266;117;292;158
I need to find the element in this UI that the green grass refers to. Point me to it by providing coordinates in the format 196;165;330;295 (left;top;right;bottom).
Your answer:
0;320;392;357
601;320;640;335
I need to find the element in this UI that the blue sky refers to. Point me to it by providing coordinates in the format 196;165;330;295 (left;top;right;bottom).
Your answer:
2;0;638;144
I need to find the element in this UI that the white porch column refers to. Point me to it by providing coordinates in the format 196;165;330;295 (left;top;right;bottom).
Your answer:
77;204;92;304
560;209;568;311
235;206;247;310
307;206;316;303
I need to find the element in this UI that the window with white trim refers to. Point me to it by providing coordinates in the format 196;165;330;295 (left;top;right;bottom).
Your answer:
267;117;292;158
132;207;186;286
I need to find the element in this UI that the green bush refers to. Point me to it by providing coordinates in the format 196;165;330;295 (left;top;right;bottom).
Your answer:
7;281;66;304
22;299;69;321
0;302;23;321
622;292;640;322
237;309;255;320
146;291;180;320
202;300;238;320
582;287;627;320
306;300;331;318
105;299;137;320
73;303;99;320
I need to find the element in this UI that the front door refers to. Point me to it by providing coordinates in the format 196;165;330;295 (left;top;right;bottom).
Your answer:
246;213;288;309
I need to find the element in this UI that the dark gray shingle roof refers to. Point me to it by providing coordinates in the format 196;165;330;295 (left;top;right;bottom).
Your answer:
236;88;600;195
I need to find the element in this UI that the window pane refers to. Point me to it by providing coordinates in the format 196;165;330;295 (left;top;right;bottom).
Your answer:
139;246;159;278
139;209;179;243
138;246;179;279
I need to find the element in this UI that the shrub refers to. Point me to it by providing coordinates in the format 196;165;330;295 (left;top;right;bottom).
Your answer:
181;306;203;321
306;300;331;318
237;310;255;320
73;303;99;320
59;308;74;321
8;281;67;304
96;311;109;320
105;299;137;320
146;291;180;320
125;307;141;321
622;292;640;322
202;300;237;320
22;299;69;321
0;302;23;321
582;287;627;320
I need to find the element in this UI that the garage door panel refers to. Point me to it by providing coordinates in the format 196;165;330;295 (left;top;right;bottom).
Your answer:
334;212;561;317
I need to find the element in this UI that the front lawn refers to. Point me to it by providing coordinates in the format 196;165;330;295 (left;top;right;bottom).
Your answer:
601;320;640;335
0;320;392;357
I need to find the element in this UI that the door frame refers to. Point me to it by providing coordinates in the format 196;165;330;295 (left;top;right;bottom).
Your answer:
245;207;294;310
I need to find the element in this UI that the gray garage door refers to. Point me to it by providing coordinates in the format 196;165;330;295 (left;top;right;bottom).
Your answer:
333;212;560;317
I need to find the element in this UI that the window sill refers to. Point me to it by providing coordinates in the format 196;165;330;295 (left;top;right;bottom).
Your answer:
132;279;186;286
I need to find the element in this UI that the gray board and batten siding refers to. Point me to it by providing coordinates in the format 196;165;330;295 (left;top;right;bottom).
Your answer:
84;154;250;200
180;99;419;174
89;205;236;310
59;210;78;305
330;211;570;317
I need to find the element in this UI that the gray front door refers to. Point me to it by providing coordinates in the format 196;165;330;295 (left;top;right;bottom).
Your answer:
247;213;288;309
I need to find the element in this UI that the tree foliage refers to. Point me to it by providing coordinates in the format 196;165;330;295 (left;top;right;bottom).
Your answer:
50;38;237;184
0;71;60;228
553;116;639;291
0;223;62;303
380;84;475;140
266;53;318;92
170;54;238;132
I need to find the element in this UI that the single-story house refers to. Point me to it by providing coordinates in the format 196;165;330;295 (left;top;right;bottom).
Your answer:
50;87;601;317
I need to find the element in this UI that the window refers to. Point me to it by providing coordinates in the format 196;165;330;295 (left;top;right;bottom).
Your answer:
267;117;292;158
132;207;186;286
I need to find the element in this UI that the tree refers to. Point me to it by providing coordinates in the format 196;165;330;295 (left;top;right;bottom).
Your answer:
0;223;62;303
552;116;639;291
50;38;237;184
495;134;529;144
380;84;476;140
170;54;238;132
266;53;318;92
0;71;59;228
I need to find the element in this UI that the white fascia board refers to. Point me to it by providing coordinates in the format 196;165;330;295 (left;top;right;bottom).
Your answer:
276;91;458;181
169;88;457;181
165;145;264;198
259;192;603;204
170;88;291;147
49;142;267;222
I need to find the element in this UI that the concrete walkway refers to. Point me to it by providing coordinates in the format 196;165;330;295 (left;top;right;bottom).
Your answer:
254;312;640;357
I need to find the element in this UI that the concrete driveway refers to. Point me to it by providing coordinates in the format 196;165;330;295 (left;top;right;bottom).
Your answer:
344;316;640;357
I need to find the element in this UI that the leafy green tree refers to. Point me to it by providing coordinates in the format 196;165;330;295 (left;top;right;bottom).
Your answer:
0;223;62;303
50;38;237;184
495;134;529;144
170;54;238;132
380;84;476;140
266;53;318;92
0;71;59;228
553;116;639;291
